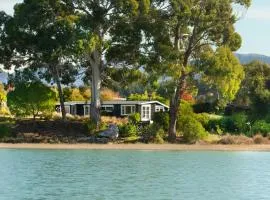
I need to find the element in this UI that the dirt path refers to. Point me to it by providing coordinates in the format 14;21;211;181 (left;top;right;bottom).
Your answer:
2;143;270;151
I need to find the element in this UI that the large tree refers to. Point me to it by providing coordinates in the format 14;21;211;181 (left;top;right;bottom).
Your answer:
142;0;251;141
72;0;148;126
0;0;79;120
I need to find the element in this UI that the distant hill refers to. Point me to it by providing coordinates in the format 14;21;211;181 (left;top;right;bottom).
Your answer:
235;53;270;64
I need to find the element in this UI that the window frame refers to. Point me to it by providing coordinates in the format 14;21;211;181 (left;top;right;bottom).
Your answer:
101;105;114;113
155;105;165;112
121;105;136;116
84;105;90;116
70;105;77;115
64;105;70;114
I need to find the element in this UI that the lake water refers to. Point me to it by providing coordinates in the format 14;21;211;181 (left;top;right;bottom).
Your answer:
1;149;270;200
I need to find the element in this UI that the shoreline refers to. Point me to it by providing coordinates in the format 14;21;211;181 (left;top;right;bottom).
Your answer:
2;143;270;151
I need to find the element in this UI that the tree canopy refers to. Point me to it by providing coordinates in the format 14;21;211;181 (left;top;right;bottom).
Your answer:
197;46;245;108
7;81;57;119
235;61;270;117
139;0;251;141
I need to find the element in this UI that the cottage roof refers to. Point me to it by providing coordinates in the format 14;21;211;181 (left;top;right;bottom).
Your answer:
57;100;169;108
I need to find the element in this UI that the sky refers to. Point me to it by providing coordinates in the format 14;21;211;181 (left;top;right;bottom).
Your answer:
1;0;270;56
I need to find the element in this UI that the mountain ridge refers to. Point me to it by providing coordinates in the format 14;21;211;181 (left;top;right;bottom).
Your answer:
235;53;270;64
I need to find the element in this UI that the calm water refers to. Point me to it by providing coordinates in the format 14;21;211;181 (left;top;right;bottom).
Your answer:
1;150;270;200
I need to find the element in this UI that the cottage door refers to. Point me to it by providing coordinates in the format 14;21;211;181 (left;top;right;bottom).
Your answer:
141;105;151;121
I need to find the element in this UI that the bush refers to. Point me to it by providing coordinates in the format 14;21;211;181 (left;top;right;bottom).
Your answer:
253;134;269;144
0;124;11;138
206;113;249;135
180;100;194;116
128;113;141;125
251;120;270;137
206;119;223;135
153;129;165;144
177;101;195;131
217;113;249;134
153;112;169;131
179;116;208;144
231;113;249;133
86;120;108;135
119;123;138;138
220;117;237;133
218;134;253;145
194;113;210;127
140;123;165;144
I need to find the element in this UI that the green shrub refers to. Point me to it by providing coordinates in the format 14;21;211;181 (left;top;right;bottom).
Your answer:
153;112;169;131
178;116;208;143
220;117;236;133
128;113;141;125
231;113;249;133
86;120;108;135
206;119;220;131
119;123;138;138
194;113;210;127
177;101;195;131
180;100;194;115
251;120;270;137
86;120;97;134
153;129;165;144
0;124;11;138
140;123;165;144
206;113;249;135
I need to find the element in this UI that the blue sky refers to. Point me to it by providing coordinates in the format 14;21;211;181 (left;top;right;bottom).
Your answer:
1;0;270;56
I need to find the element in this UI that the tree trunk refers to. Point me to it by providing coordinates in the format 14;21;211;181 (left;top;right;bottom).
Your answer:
90;51;101;127
52;66;66;120
168;99;178;142
168;74;187;142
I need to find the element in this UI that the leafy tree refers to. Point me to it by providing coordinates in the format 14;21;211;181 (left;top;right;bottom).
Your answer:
235;61;270;117
1;0;79;120
142;0;251;141
73;0;149;126
63;87;86;101
7;81;57;119
104;67;146;96
196;46;244;108
0;11;14;68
